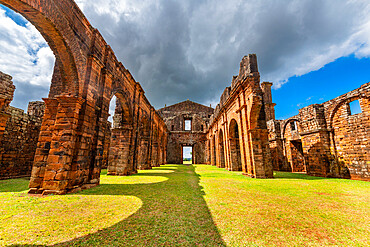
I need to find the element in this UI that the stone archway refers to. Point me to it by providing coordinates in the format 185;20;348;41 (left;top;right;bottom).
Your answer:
137;113;151;170
229;119;242;171
218;129;226;168
0;0;168;195
282;119;305;172
0;0;81;96
107;92;135;176
212;135;216;166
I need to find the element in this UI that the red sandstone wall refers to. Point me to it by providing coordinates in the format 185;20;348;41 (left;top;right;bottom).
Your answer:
269;82;369;181
0;103;44;179
158;100;213;164
206;55;273;179
324;83;370;180
0;0;168;194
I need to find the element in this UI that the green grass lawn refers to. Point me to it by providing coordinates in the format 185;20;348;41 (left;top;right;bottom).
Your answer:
0;165;369;246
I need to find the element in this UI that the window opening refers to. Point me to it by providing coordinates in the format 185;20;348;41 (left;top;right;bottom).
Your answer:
184;119;191;131
290;121;298;131
349;100;362;115
108;95;116;127
201;125;204;131
171;125;174;131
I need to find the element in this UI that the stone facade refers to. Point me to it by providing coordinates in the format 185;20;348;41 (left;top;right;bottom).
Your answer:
268;82;370;181
0;0;167;195
206;55;273;178
158;100;214;164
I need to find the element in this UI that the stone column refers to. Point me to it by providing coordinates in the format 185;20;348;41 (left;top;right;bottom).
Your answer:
248;128;273;178
29;96;84;195
138;138;151;170
29;98;58;193
108;126;134;175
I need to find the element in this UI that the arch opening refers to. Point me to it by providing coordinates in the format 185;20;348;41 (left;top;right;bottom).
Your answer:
182;146;193;164
218;129;226;168
107;93;136;176
229;119;242;171
282;119;305;173
0;5;55;180
0;1;79;96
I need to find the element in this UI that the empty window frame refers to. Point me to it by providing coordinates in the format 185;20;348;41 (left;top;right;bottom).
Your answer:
184;119;191;131
349;100;362;115
290;121;298;131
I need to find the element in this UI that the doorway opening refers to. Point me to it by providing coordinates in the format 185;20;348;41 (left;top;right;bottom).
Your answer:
182;146;193;164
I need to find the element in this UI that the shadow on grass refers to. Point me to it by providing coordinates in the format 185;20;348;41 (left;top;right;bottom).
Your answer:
0;177;29;192
7;165;226;246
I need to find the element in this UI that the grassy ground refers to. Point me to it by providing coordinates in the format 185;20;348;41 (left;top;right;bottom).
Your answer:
0;165;369;246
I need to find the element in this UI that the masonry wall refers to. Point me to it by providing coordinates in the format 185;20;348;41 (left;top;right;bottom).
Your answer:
158;100;213;164
269;82;370;181
0;102;44;179
206;55;273;179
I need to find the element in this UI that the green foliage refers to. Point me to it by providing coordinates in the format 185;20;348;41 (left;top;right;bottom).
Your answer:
0;165;369;246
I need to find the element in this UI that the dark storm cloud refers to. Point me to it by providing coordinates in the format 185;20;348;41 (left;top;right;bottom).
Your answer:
2;1;369;111
76;0;370;109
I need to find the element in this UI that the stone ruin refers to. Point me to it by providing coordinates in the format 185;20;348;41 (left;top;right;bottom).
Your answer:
1;52;368;188
206;55;273;178
0;0;368;196
267;82;370;181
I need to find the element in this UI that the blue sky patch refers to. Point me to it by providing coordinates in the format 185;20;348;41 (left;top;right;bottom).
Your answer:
273;55;370;119
1;5;28;27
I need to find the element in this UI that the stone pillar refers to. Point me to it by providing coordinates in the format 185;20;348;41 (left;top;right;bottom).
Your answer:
248;129;273;178
101;121;111;169
299;104;331;177
261;82;276;122
151;142;159;167
29;98;58;193
137;138;151;169
29;96;84;195
108;127;134;175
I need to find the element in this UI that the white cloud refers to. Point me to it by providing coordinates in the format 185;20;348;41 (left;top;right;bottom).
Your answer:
0;6;54;109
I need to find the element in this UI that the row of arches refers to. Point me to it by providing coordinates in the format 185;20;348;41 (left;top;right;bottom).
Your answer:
104;92;167;176
0;0;168;194
209;119;244;172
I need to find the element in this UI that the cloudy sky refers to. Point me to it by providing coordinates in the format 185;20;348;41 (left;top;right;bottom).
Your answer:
0;0;370;119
